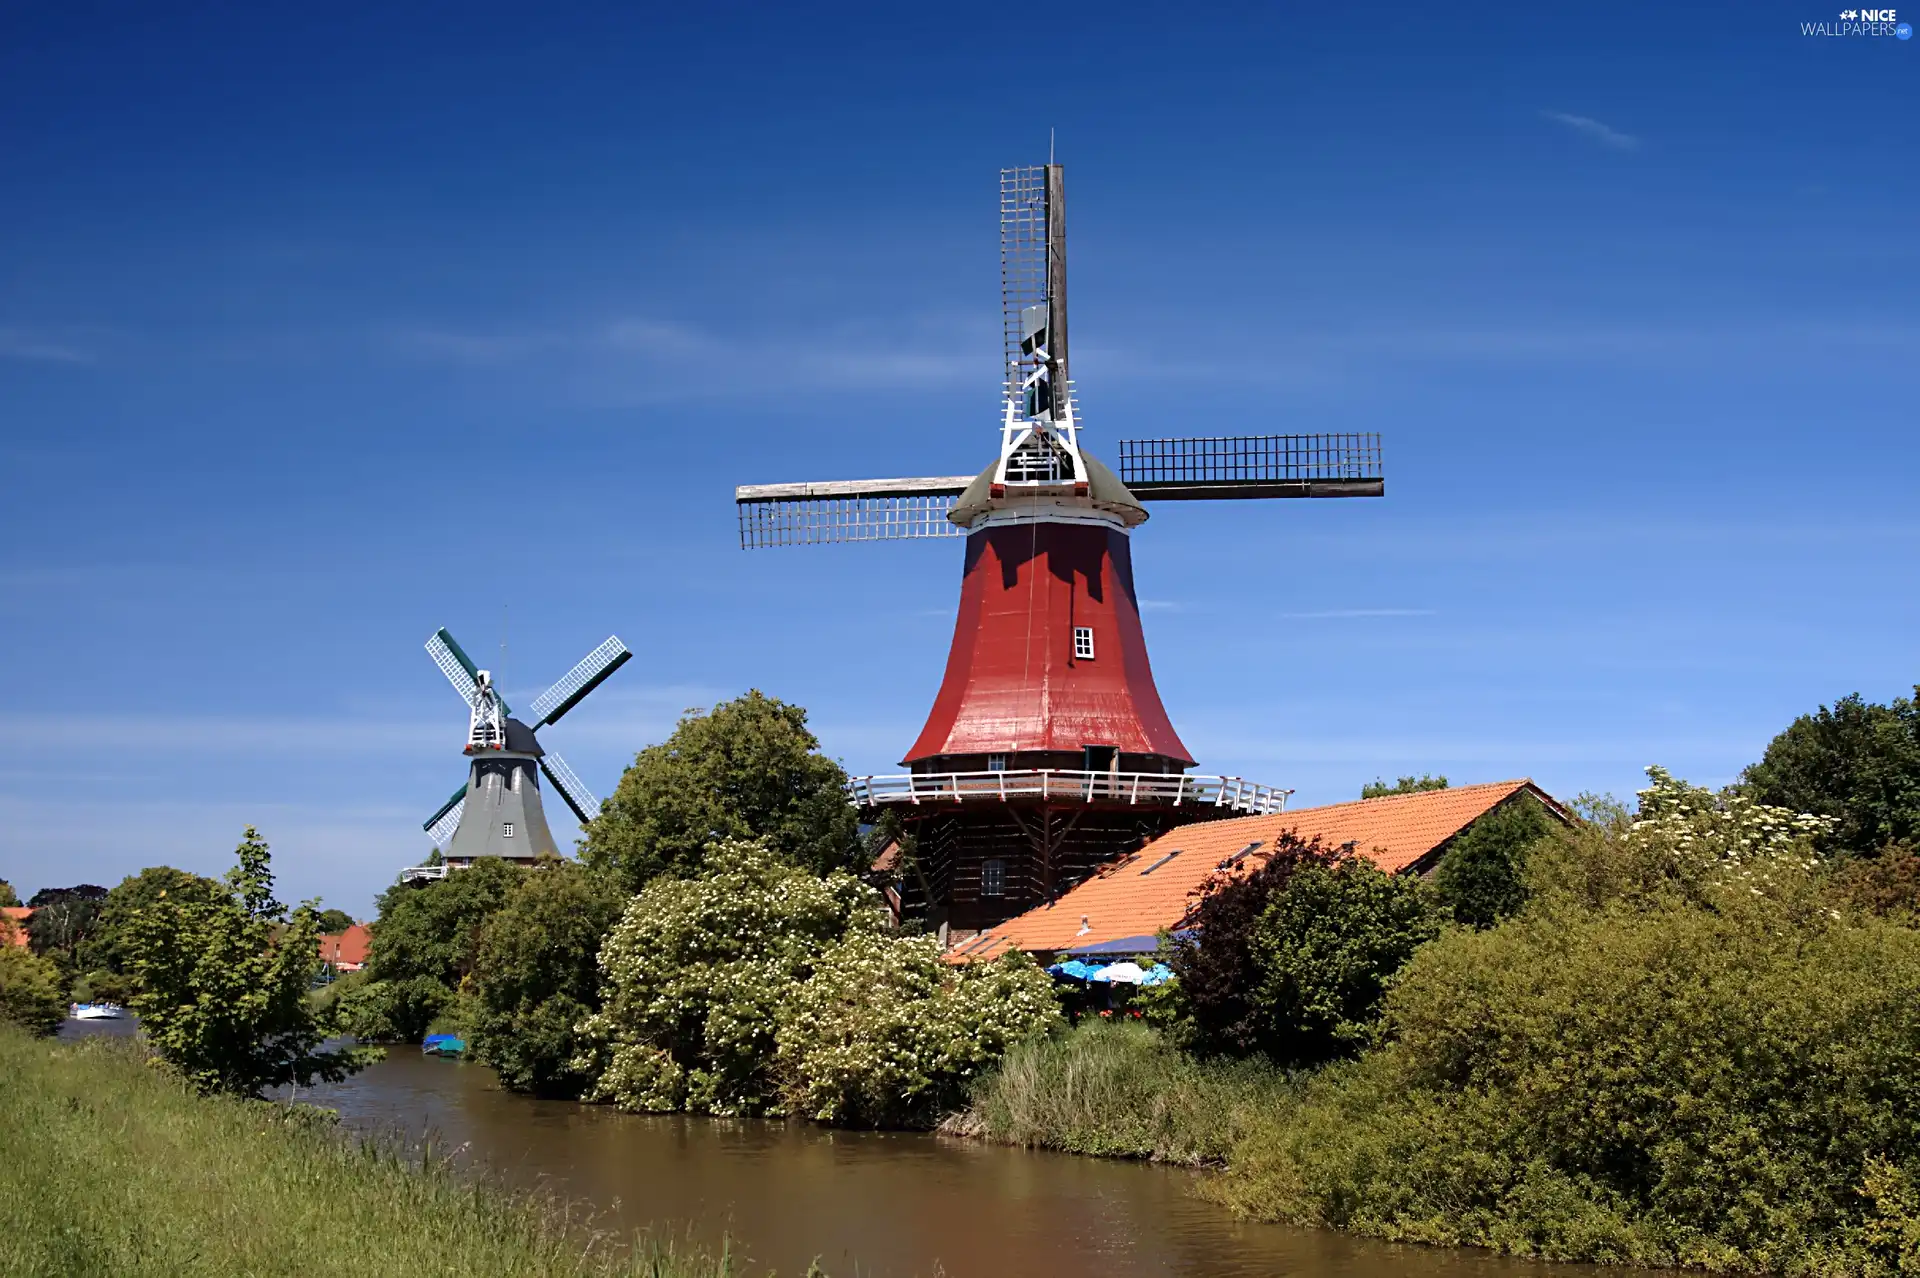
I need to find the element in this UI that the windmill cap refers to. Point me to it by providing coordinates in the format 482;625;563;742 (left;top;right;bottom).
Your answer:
502;718;544;756
949;447;1146;527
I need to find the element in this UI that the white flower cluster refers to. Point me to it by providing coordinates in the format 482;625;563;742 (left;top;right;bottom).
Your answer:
1628;765;1834;896
572;838;1059;1123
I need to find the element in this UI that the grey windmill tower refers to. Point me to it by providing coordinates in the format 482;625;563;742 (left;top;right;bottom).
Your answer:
403;628;630;880
734;161;1386;932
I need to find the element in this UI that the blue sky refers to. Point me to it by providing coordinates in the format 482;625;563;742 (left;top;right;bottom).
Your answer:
2;2;1913;915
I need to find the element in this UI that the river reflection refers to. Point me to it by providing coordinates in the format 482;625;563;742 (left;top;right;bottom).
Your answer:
277;1050;1659;1278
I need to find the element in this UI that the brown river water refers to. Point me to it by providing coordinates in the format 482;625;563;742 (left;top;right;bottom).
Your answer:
68;1020;1668;1277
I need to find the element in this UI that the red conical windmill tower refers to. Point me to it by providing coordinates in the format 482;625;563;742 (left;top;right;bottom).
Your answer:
737;162;1383;937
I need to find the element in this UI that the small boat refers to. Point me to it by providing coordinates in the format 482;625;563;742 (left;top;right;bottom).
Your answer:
421;1034;466;1058
70;1002;125;1021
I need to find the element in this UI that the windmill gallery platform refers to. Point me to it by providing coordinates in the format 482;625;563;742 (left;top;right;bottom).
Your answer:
736;160;1385;935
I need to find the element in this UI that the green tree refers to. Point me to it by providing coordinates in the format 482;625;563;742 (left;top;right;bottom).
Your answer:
582;691;861;892
91;866;227;980
0;879;19;908
1432;795;1555;928
1361;774;1449;799
123;826;376;1096
315;908;355;933
0;943;65;1036
1249;858;1446;1066
1742;687;1920;855
1166;831;1349;1058
24;884;109;980
469;862;628;1096
339;857;524;1042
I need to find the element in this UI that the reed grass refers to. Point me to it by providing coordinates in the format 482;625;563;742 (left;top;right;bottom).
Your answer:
942;1018;1298;1165
0;1028;751;1277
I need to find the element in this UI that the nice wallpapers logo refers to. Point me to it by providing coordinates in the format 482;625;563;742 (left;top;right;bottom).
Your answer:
1802;8;1913;35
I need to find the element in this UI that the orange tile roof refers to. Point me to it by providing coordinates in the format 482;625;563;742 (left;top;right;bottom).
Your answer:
317;923;371;968
1;906;28;948
951;780;1562;962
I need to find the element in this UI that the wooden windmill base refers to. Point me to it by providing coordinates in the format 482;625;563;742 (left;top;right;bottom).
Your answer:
873;799;1228;935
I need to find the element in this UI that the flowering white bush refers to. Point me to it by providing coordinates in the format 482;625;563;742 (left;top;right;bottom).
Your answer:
574;838;882;1115
575;837;1061;1124
776;933;1061;1127
1628;765;1835;903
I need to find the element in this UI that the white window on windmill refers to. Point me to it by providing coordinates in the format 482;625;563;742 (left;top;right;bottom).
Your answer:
987;753;1009;772
981;858;1007;898
502;822;515;839
1073;626;1095;660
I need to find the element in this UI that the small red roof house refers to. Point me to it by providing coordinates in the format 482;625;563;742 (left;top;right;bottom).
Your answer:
1;906;29;949
948;779;1567;963
317;923;371;971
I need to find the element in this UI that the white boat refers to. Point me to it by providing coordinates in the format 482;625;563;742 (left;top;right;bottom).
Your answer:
70;1002;125;1020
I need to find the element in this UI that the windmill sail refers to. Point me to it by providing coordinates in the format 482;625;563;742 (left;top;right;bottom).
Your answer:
736;476;972;548
1118;434;1384;499
530;636;631;727
426;628;481;703
540;752;601;826
424;784;467;846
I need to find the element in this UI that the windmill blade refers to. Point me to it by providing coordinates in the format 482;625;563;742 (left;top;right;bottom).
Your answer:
529;636;631;727
426;628;481;703
423;784;468;846
540;753;601;827
736;477;972;548
1117;434;1385;500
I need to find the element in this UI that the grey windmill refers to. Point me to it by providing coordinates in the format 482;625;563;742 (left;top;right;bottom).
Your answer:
406;628;630;878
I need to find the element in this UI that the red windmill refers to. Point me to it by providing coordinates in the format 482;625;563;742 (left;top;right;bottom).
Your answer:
737;163;1383;937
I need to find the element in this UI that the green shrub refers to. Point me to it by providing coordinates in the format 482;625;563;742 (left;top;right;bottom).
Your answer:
1432;794;1552;927
947;1018;1296;1164
123;827;374;1096
1249;858;1445;1064
335;973;451;1043
1165;831;1347;1057
0;945;65;1037
350;856;525;1043
776;935;1059;1127
578;839;881;1116
469;861;628;1096
1214;767;1914;1273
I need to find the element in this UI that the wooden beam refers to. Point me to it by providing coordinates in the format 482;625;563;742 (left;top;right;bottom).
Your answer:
735;476;974;502
1130;479;1386;500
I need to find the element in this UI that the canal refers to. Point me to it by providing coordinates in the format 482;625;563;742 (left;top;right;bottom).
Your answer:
285;1049;1657;1278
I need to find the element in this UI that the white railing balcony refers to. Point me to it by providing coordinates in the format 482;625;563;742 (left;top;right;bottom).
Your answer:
399;863;450;883
846;769;1292;816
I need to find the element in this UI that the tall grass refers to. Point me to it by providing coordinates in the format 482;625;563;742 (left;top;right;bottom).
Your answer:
943;1019;1297;1165
0;1028;751;1277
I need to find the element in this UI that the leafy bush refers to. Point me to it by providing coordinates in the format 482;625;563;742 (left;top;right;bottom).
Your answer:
578;839;881;1116
1165;831;1347;1057
1360;774;1448;799
776;934;1060;1127
1248;858;1445;1065
1742;687;1920;854
468;861;627;1096
1829;842;1920;919
1432;794;1553;927
347;856;524;1042
123;827;375;1096
582;691;861;892
0;945;65;1037
1214;767;1920;1273
580;839;1058;1126
947;1018;1296;1164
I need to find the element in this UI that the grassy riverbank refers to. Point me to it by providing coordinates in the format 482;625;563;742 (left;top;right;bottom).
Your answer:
943;1019;1297;1165
0;1029;744;1277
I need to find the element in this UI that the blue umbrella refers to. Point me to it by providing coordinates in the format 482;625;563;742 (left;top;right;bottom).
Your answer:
1140;963;1175;986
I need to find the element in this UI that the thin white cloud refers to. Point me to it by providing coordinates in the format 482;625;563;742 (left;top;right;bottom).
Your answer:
1542;110;1641;152
1138;598;1184;612
0;328;94;364
1277;608;1436;620
381;315;985;396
